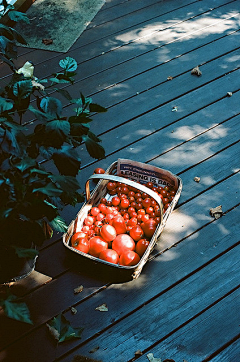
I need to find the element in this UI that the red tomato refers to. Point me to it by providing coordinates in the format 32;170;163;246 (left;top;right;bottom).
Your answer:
91;207;100;217
99;249;119;264
142;214;150;223
100;224;117;243
112;215;127;234
84;215;95;226
111;196;120;206
142;198;151;208
107;181;117;191
73;238;90;253
127;217;138;227
130;225;144;241
89;236;108;257
71;232;87;246
119;250;140;266
141;219;157;238
146;182;153;189
136;239;150;257
120;198;130;209
112;234;135;255
94;167;105;175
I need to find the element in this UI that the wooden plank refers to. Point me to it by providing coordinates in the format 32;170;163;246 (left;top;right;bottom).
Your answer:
2;0;235;79
1;176;239;355
53;244;240;361
131;288;240;362
206;335;240;361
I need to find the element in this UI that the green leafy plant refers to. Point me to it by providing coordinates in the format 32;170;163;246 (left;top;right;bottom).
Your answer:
0;2;106;281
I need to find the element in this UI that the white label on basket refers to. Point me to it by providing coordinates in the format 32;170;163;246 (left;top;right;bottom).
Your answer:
117;159;178;190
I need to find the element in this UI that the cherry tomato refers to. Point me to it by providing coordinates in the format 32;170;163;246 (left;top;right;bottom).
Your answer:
127;217;138;227
146;206;154;215
91;207;100;217
119;250;140;266
141;219;157;238
111;196;120;206
142;214;150;223
98;203;107;213
99;249;119;264
120;198;130;209
94;167;105;175
112;234;135;255
89;236;108;257
130;225;144;242
100;197;107;204
136;239;150;257
121;186;129;195
142;198;151;208
84;215;95;226
107;181;117;191
146;182;153;189
96;212;105;221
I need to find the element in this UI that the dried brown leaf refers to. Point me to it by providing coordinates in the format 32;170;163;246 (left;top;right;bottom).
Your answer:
74;285;83;294
194;176;200;183
209;205;223;219
46;323;60;341
191;65;202;76
42;38;53;45
95;303;108;312
135;350;143;357
167;76;173;81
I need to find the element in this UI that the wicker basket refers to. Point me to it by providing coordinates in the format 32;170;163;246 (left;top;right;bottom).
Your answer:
63;161;182;281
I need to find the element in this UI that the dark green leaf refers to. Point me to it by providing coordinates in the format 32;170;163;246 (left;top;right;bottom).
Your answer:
40;97;62;117
55;88;72;101
28;104;53;122
46;119;70;138
83;135;105;160
50;174;80;194
14;247;38;259
47;314;83;343
48;77;71;84
12;80;32;99
59;57;77;72
8;10;30;24
52;146;81;176
68;115;92;124
0;294;32;324
49;216;68;232
0;97;13;113
89;103;107;113
33;183;62;197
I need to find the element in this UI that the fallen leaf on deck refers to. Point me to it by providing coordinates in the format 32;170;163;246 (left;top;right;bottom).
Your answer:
172;106;178;112
147;353;162;362
135;350;143;357
95;303;108;312
42;38;53;45
167;76;173;80
194;176;200;182
89;346;100;353
46;313;84;343
209;205;223;219
191;65;202;76
227;92;232;97
71;307;78;314
74;285;84;294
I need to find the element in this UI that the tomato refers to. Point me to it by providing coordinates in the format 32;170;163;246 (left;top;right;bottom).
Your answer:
119;250;140;266
141;214;150;223
120;198;130;209
94;167;105;175
146;206;154;215
141;219;157;238
71;232;87;246
142;198;151;208
107;181;117;191
146;182;153;189
112;234;135;255
136;239;150;257
121;186;129;195
96;212;105;221
111;196;120;206
100;224;117;243
112;215;127;234
89;236;108;257
99;249;119;264
84;215;95;226
91;207;100;217
130;225;144;242
100;197;107;204
127;217;138;227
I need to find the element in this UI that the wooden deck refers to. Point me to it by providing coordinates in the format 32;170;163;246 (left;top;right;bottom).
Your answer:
1;0;240;361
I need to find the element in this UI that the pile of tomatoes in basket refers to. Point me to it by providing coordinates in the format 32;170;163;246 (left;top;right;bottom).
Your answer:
71;177;176;266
